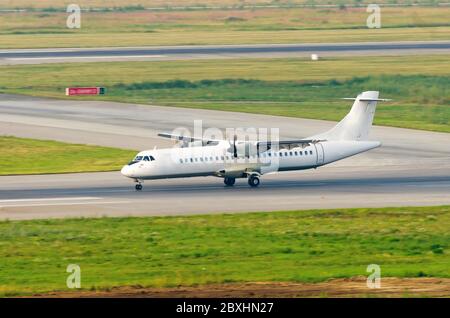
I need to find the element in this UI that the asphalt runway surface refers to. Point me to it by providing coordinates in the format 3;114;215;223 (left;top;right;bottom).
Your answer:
1;41;450;64
0;94;449;220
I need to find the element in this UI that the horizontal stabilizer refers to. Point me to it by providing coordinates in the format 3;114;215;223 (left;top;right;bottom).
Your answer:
341;98;392;102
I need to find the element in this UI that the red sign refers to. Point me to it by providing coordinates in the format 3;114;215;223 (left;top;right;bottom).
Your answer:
66;87;105;96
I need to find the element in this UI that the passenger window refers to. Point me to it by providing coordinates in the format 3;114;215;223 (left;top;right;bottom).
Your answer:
179;159;183;164
294;151;298;156
190;158;193;163
221;156;224;160
310;150;313;155
195;158;198;162
289;152;293;156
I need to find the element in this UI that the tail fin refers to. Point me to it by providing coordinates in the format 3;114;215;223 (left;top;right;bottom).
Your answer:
312;91;389;141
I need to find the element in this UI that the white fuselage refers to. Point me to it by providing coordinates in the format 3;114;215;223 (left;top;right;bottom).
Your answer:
120;140;380;180
121;90;385;186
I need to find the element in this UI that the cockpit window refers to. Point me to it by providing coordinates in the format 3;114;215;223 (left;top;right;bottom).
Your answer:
128;155;155;165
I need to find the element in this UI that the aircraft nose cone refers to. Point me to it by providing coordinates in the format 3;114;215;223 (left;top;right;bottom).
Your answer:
121;165;132;178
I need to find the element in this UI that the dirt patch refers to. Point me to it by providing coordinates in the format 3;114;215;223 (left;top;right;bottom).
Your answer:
31;277;450;298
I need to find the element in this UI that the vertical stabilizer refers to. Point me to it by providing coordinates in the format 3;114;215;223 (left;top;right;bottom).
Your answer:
311;91;385;141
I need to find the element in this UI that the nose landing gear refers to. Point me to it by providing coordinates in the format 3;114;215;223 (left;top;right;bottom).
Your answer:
134;179;143;191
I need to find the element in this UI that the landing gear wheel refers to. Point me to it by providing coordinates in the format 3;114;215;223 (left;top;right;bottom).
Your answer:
135;183;143;191
248;175;260;187
224;177;236;186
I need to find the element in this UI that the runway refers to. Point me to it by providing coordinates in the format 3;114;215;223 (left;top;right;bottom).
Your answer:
0;166;449;220
0;94;449;220
1;41;450;64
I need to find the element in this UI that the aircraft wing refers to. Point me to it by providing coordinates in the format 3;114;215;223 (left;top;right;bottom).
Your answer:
157;132;220;145
256;139;325;151
159;132;325;150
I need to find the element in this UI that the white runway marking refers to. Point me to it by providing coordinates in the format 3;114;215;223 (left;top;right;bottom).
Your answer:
0;197;133;208
0;197;101;203
6;55;165;61
0;200;131;208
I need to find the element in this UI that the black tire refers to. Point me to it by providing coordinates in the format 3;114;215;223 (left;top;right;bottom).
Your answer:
135;184;143;191
248;176;260;187
224;177;236;186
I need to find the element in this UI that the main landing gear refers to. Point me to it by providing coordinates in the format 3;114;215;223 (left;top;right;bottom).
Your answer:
224;177;236;186
224;176;260;187
247;175;260;188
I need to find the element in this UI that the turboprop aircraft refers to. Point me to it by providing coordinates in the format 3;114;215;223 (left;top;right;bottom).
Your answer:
121;91;389;190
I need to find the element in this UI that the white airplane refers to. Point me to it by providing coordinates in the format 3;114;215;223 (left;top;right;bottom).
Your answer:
121;91;389;190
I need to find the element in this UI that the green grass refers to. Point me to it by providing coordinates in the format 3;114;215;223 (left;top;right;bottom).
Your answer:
0;7;449;48
0;136;135;175
1;56;448;132
0;206;448;296
106;75;450;132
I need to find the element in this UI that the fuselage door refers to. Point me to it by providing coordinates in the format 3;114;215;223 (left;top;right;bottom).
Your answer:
315;143;325;165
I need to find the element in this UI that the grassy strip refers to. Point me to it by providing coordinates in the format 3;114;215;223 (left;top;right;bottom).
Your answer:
2;56;448;88
109;75;450;132
0;7;449;48
0;206;448;296
0;136;135;175
1;56;448;132
0;0;444;9
2;27;449;49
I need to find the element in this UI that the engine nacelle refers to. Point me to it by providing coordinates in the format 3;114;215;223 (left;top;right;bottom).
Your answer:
189;140;204;147
231;141;259;157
